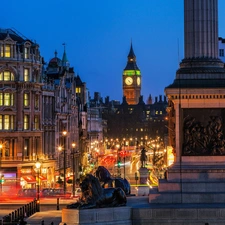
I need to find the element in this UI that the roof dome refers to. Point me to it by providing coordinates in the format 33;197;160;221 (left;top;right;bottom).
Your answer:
48;51;62;68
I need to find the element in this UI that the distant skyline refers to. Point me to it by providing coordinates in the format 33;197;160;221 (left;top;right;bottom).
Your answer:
1;0;225;102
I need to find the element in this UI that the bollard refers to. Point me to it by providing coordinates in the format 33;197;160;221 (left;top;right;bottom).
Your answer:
41;220;44;225
57;198;59;210
17;209;20;219
22;206;25;218
11;211;14;222
15;210;17;221
50;222;54;225
20;207;22;218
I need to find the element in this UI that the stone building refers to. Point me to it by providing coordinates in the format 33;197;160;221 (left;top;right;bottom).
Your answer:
0;28;46;190
44;48;87;188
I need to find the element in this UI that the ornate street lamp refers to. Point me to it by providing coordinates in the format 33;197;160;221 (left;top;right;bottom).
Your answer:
35;158;41;212
62;129;67;195
72;141;76;198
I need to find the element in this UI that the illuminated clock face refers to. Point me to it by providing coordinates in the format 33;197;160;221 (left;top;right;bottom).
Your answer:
125;77;133;85
137;77;141;86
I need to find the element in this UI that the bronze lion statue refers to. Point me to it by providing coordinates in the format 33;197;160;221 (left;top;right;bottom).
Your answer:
67;174;127;209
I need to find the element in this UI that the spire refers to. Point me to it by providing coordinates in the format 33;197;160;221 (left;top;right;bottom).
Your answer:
62;43;69;67
128;41;136;61
124;41;139;71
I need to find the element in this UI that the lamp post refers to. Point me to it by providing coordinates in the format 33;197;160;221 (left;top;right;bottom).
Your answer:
123;138;126;179
35;158;41;212
72;141;76;198
62;129;67;196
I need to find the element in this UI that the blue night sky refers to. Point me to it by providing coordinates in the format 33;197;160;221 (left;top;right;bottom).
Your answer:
1;1;225;102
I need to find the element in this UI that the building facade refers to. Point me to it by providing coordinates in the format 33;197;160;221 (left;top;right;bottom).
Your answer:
0;28;47;191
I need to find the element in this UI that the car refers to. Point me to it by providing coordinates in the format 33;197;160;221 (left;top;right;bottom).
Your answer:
40;188;71;198
17;189;37;197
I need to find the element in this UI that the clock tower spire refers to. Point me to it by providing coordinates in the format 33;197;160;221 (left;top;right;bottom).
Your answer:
122;42;141;105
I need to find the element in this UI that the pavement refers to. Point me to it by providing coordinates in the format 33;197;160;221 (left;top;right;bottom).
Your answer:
24;196;149;225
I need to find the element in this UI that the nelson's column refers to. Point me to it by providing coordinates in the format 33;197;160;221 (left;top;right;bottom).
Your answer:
149;0;225;205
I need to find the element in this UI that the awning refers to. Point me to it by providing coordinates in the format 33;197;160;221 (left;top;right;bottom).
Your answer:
21;175;36;184
39;175;47;181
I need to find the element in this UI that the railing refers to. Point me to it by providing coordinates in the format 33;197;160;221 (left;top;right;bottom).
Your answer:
1;199;38;225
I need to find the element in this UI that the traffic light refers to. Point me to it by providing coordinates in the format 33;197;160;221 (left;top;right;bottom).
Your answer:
117;160;121;168
0;175;4;184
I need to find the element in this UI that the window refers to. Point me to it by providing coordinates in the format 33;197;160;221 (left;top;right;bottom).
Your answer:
24;115;29;130
0;93;14;106
24;93;29;107
34;116;39;130
219;49;224;57
4;115;10;130
35;95;39;108
76;87;81;94
0;71;15;81
24;68;29;81
5;45;11;58
0;45;3;57
0;115;14;130
24;139;29;157
24;47;28;59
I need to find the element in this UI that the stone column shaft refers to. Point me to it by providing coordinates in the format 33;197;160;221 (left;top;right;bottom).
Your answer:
184;0;218;59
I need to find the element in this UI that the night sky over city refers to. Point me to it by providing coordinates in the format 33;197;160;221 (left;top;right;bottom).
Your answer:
1;0;225;102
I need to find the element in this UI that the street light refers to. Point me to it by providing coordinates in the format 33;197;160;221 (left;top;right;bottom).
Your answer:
35;158;41;212
123;138;126;179
62;129;67;196
72;141;76;198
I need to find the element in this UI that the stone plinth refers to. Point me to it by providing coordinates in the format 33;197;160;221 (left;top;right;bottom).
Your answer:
149;163;225;204
59;207;131;225
139;167;149;184
136;186;149;196
132;206;225;225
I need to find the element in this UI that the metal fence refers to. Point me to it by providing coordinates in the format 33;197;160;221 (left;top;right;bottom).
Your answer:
1;199;39;225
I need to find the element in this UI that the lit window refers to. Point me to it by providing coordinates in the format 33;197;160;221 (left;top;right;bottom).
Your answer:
76;87;81;93
4;115;9;130
24;68;29;81
5;45;11;58
24;115;29;130
24;47;28;59
0;93;2;106
4;93;10;106
0;93;14;106
34;116;39;130
0;71;15;81
24;93;29;107
160;111;162;115
140;128;143;132
156;111;159;115
0;115;2;130
0;115;14;130
0;45;3;57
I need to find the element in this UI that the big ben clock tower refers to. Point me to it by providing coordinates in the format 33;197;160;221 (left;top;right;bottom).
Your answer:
123;43;141;105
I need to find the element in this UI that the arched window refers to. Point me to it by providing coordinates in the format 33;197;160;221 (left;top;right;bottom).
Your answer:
0;71;15;81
